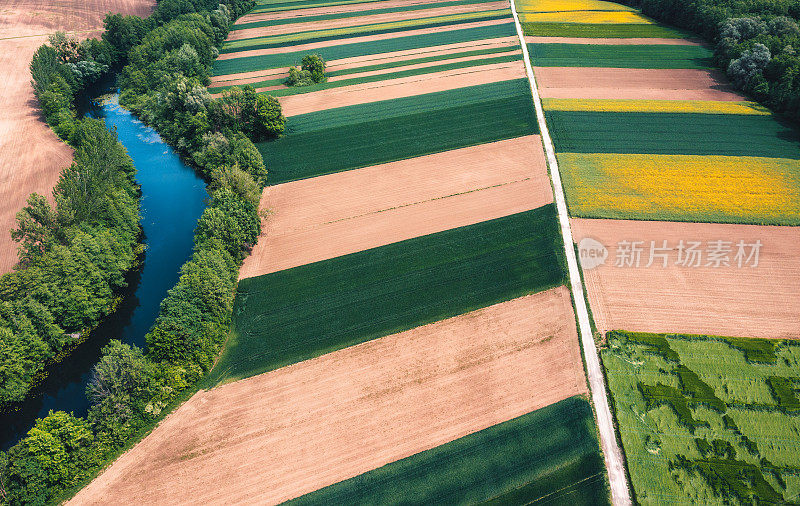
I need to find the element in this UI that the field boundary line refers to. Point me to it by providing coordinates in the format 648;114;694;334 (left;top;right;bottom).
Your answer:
508;1;632;504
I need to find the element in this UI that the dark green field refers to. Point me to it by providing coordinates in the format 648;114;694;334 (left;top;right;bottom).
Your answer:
234;0;497;29
212;23;516;75
258;90;538;183
547;111;800;158
527;43;712;68
288;396;609;505
522;22;688;38
204;207;565;386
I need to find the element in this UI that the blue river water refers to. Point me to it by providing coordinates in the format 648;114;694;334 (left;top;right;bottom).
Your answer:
0;94;208;450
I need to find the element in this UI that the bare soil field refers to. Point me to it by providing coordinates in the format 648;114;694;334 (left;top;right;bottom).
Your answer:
0;0;154;275
525;36;701;45
239;135;549;277
534;67;745;100
217;17;511;60
228;1;509;40
572;218;800;339
278;61;525;115
69;286;586;506
211;36;518;86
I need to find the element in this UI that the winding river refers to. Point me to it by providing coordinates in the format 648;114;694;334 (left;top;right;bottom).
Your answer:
0;94;208;450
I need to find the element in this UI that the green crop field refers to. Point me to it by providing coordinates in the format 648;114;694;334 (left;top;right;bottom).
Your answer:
250;0;390;14
212;23;517;75
221;10;511;53
603;331;800;503
546;111;800;158
285;79;531;132
258;89;538;183
204;206;565;386
233;0;498;29
522;22;688;38
288;396;610;505
208;52;520;94
527;43;712;68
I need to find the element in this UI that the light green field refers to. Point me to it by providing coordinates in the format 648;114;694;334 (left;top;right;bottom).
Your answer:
603;331;800;504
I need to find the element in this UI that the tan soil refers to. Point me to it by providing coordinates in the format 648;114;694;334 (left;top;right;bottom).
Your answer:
239;136;549;278
236;0;467;24
278;61;525;115
229;1;510;40
0;0;154;275
216;17;512;61
534;67;746;100
571;218;800;339
525;36;701;45
69;286;586;506
211;36;518;85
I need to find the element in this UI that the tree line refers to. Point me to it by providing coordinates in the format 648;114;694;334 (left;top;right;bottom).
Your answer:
618;0;800;126
0;0;280;502
0;37;143;409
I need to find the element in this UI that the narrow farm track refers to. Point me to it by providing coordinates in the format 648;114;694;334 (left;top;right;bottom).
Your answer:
508;1;633;504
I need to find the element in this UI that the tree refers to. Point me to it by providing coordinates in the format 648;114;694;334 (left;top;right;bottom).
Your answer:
728;43;771;88
301;53;326;83
11;194;59;267
87;340;156;432
253;94;285;139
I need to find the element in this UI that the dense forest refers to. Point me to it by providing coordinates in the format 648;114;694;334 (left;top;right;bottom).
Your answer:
619;0;800;124
0;0;283;503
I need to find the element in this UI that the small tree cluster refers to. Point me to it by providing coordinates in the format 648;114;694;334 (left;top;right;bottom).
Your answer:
286;54;326;86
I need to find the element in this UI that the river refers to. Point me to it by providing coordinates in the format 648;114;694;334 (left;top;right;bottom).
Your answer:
0;94;208;450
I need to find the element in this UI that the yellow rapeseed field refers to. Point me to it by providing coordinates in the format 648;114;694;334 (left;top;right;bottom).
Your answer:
515;0;638;13
543;98;771;115
558;153;800;224
519;10;651;23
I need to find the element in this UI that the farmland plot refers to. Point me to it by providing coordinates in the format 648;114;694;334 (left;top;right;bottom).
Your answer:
572;218;800;339
206;206;565;386
70;288;591;505
528;43;713;68
258;82;538;182
239;136;551;277
291;397;608;505
603;331;800;504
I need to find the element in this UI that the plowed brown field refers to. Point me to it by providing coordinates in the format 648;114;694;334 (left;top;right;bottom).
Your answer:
0;0;154;275
228;1;509;40
69;286;586;506
572;218;800;339
534;67;745;100
239;136;550;278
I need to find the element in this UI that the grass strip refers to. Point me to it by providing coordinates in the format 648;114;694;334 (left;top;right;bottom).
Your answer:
212;22;517;75
546;110;800;158
204;206;566;385
250;0;388;14
528;42;712;68
288;396;609;506
210;52;520;93
258;91;538;182
234;0;497;29
221;10;511;53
